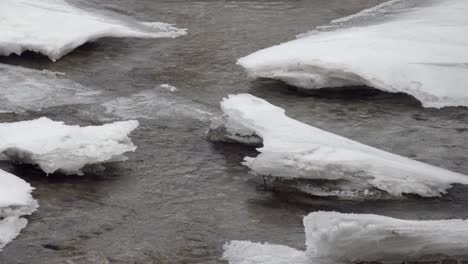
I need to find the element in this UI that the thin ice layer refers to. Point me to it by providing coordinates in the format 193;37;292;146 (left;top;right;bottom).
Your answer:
215;94;468;197
305;212;468;262
0;64;100;113
238;0;468;108
223;212;468;264
0;169;38;250
0;0;186;61
0;117;139;174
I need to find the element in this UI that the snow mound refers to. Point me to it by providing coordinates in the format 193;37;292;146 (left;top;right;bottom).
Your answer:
210;94;468;198
0;0;187;61
238;0;468;108
223;212;468;264
0;117;139;174
0;64;100;113
0;169;38;251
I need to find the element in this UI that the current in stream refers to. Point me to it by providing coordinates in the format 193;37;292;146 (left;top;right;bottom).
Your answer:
1;0;468;263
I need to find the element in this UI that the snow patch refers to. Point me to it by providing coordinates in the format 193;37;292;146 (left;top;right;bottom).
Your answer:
0;117;138;175
210;94;468;198
238;0;468;108
0;0;186;61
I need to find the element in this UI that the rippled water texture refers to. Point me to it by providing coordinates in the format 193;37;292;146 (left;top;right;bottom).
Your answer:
1;0;468;263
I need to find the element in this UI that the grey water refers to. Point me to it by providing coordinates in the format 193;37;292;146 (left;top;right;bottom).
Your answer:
1;0;468;263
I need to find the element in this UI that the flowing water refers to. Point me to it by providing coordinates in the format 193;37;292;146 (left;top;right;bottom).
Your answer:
1;0;468;263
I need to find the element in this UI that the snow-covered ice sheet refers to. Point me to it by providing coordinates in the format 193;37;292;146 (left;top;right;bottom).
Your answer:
0;169;37;251
238;0;468;108
211;94;468;198
0;117;139;174
0;64;100;113
0;0;186;61
223;212;468;264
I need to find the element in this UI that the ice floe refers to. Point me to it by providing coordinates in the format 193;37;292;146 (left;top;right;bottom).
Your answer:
224;211;468;264
0;117;138;175
0;0;187;61
209;94;468;198
0;64;100;113
238;0;468;108
0;169;38;251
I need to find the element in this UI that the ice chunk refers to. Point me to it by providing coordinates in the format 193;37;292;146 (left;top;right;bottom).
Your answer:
0;169;36;214
0;63;100;113
0;169;38;250
0;0;186;61
238;0;468;108
158;84;178;92
223;212;468;264
210;94;468;198
0;117;139;174
305;211;468;262
223;240;309;264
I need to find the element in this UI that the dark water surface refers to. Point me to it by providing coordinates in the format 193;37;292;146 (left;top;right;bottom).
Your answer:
1;0;468;263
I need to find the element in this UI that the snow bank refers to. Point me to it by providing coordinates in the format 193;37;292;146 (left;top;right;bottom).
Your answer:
223;212;468;264
238;0;468;108
0;169;37;250
210;94;468;198
0;64;100;113
0;0;186;61
0;117;139;174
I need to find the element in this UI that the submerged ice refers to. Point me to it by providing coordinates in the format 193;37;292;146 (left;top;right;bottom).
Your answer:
0;117;139;175
0;0;186;60
103;88;213;121
0;169;37;251
0;64;100;113
210;94;468;198
224;211;468;264
238;0;468;108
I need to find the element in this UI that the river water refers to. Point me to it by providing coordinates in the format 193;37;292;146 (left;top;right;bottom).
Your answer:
1;0;468;263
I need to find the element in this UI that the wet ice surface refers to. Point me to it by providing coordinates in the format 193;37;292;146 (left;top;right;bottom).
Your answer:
0;0;468;263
